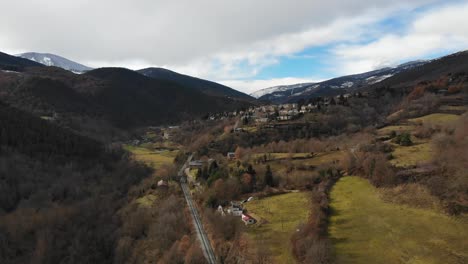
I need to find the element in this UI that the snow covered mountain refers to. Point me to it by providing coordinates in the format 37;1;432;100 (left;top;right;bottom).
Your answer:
17;52;92;73
250;82;315;99
253;60;428;103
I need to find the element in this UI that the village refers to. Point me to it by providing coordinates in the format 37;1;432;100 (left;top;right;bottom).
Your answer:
207;92;364;123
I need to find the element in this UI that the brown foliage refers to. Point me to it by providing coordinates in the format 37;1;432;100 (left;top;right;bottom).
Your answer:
408;85;426;101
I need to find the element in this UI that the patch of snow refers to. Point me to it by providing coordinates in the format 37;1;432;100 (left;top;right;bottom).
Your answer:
365;74;393;84
2;70;20;74
250;82;315;98
41;57;53;66
340;81;354;88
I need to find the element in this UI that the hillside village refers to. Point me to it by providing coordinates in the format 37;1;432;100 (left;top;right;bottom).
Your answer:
207;92;363;123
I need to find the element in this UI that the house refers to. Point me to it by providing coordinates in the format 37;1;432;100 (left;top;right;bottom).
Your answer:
241;213;257;225
227;202;243;216
163;131;171;140
217;205;225;216
157;180;168;188
188;160;204;169
255;117;269;123
227;152;236;160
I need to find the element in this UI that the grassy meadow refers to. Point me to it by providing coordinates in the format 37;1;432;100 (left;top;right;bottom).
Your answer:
390;141;433;167
329;176;468;264
244;192;310;263
408;113;460;125
377;125;415;136
124;145;178;168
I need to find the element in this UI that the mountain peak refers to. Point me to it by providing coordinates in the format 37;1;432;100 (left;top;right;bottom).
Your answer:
17;52;92;73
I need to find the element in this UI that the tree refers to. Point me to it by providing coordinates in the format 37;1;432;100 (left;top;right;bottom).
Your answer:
399;132;413;146
265;165;274;187
235;146;243;160
241;173;254;193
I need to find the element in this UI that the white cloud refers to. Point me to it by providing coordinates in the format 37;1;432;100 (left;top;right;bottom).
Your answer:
332;1;468;74
3;0;466;95
0;0;436;79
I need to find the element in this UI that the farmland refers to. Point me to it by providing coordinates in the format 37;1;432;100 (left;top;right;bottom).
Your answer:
244;192;310;263
390;141;433;167
124;145;178;168
408;113;460;125
329;176;468;264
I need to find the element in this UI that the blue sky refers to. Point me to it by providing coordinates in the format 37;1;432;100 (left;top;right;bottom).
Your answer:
219;0;468;93
2;0;468;94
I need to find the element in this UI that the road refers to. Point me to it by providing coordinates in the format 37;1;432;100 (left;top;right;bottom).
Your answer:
179;154;217;264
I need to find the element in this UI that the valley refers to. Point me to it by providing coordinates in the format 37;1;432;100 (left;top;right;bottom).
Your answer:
1;37;468;264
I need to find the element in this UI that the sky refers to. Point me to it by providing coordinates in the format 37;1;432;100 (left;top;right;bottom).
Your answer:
1;0;468;94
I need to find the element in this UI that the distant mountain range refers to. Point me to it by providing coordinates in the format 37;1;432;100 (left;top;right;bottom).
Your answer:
0;51;252;140
17;52;93;73
251;60;428;103
138;67;253;101
14;52;253;101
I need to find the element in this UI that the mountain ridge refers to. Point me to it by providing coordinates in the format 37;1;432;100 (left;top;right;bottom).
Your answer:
138;67;254;101
252;60;429;103
17;52;93;73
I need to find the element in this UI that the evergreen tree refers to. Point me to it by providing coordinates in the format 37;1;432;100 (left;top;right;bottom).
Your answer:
265;165;273;187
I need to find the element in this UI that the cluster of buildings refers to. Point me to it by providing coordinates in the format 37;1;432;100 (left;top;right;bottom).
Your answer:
218;201;257;225
206;93;359;123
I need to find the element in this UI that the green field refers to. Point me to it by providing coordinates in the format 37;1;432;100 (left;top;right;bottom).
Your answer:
329;176;468;264
377;125;415;136
254;152;313;160
245;192;310;263
124;145;178;168
390;142;433;167
439;105;468;112
408;113;460;125
300;151;344;167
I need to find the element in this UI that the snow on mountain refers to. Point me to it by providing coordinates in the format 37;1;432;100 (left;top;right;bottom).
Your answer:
17;52;92;73
250;82;315;98
365;74;393;84
252;59;428;103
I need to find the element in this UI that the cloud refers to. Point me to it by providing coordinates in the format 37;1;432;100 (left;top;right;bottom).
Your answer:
3;0;465;94
332;1;468;74
0;1;436;77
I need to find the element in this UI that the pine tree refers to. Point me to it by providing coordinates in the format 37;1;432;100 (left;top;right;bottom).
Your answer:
265;165;273;187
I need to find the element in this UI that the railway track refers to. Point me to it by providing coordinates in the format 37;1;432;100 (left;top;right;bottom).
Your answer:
181;182;217;264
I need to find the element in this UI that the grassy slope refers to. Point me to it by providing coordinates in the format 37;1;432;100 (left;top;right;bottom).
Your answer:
390;142;433;167
123;145;178;168
408;113;460;125
377;125;415;136
329;176;468;264
245;192;310;263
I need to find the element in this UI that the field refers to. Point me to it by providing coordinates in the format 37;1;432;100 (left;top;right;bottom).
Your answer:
439;105;468;112
244;192;310;263
299;151;344;167
377;125;415;136
124;145;178;168
329;176;468;264
390;142;433;167
254;152;313;160
408;113;460;125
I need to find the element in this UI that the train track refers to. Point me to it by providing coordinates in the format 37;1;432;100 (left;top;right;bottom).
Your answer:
181;182;217;264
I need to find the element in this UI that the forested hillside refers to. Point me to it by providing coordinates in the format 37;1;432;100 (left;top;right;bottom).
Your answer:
0;50;252;141
0;101;152;263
